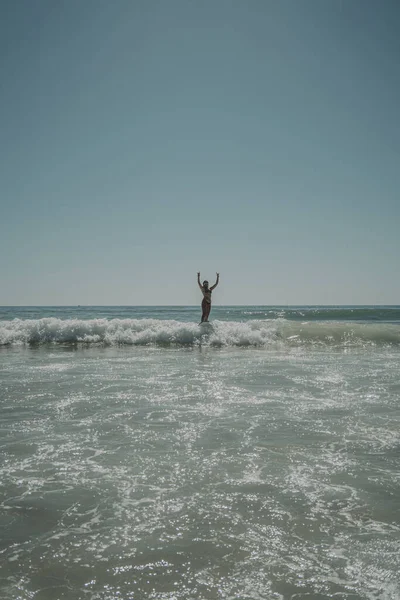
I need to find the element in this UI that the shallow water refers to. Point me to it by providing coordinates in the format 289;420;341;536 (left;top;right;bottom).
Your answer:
1;307;399;599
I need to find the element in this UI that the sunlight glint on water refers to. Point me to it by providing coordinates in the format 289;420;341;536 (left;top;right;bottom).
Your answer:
1;306;399;599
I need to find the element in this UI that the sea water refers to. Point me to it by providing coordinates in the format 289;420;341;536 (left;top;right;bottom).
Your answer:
1;306;399;600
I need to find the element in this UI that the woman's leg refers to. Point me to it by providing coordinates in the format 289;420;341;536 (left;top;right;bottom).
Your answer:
201;299;209;322
203;301;211;322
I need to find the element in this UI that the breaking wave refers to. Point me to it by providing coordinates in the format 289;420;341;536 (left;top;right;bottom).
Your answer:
1;318;400;348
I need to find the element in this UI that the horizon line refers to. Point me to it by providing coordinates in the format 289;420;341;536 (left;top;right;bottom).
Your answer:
1;304;399;308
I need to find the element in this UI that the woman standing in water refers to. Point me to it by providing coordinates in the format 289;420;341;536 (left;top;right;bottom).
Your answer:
197;272;219;323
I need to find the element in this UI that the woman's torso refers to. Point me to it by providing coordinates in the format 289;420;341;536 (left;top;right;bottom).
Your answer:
202;288;212;303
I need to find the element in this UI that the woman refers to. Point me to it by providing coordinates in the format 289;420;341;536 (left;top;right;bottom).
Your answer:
197;272;219;323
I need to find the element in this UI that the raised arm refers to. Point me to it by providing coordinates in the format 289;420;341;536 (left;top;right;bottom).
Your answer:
210;272;219;291
197;272;203;290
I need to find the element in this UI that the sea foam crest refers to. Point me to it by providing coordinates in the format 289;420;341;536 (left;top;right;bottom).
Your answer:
1;318;400;348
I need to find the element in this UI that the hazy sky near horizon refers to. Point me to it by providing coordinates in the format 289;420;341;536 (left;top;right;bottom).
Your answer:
1;0;399;305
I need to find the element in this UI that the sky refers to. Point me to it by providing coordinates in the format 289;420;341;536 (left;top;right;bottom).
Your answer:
1;0;399;306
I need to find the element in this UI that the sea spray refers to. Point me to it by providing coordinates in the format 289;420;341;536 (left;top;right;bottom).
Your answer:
1;317;400;347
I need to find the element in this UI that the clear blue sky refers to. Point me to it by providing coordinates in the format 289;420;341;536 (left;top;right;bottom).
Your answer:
1;0;399;305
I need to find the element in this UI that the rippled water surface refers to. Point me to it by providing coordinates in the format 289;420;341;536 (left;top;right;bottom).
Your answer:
1;307;400;599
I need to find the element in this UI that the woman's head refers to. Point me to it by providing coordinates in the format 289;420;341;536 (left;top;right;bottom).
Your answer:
203;280;209;288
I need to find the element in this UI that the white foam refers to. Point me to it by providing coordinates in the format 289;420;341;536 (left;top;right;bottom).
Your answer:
0;317;399;347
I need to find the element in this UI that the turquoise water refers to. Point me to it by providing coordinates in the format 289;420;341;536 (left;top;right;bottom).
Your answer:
1;307;399;599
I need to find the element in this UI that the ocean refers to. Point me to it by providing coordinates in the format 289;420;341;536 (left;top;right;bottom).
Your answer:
1;306;399;600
